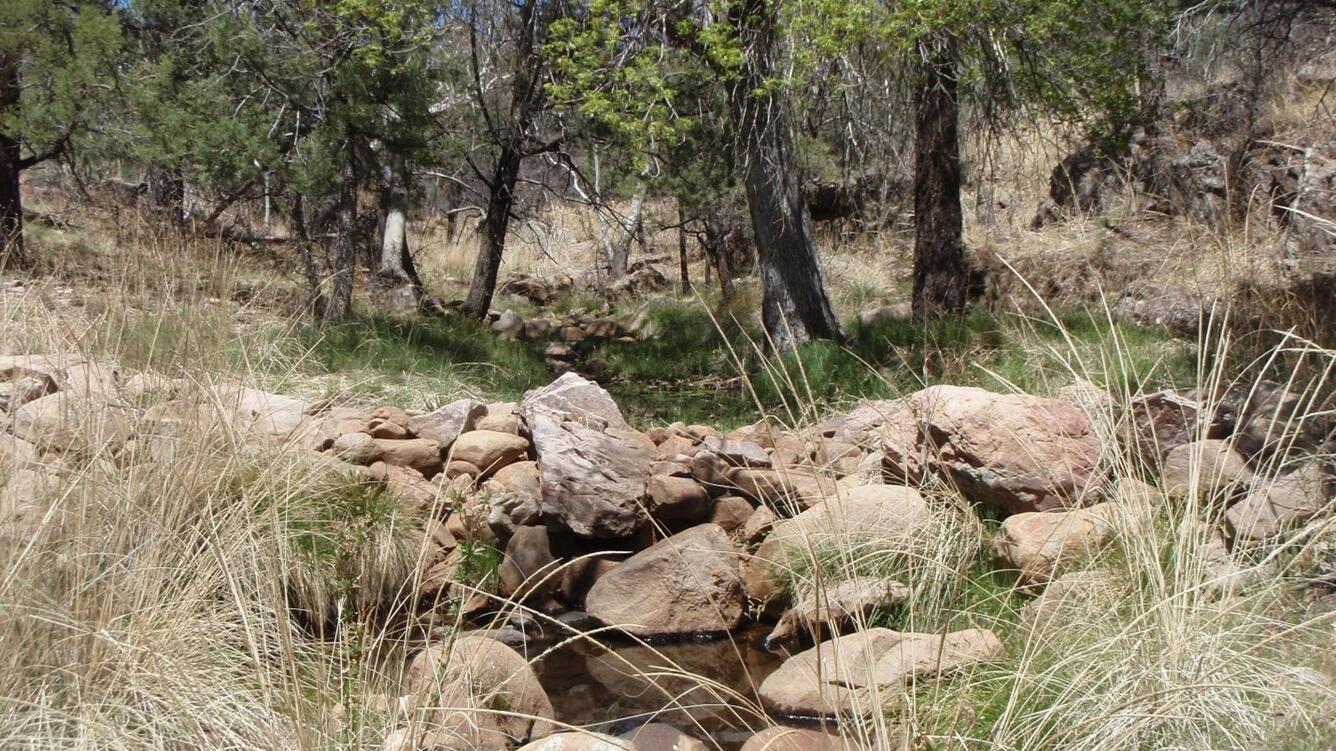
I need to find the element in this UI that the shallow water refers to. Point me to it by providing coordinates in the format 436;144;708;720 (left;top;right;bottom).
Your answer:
516;623;789;746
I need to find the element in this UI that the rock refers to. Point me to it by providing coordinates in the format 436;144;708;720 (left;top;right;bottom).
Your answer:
0;434;38;473
585;523;745;637
1161;439;1252;500
332;432;382;464
618;724;706;751
765;576;910;649
559;557;620;605
740;727;848;751
1127;390;1227;469
485;461;544;537
1227;462;1331;541
478;401;523;435
500;526;561;605
450;430;529;476
10;393;131;454
702;435;772;468
0;360;58;412
493;309;525;338
0;467;62;542
646;475;712;522
515;732;631;751
445;460;481;480
741;506;778;544
376;438;445;477
1231;381;1327;463
655;433;698;461
218;386;315;443
404;635;554;748
857;302;912;327
910;385;1102;513
409;399;487;450
710;495;755;534
1020;570;1120;631
990;504;1120;586
743;486;931;603
384;464;442;514
523;374;655;538
758;628;1004;717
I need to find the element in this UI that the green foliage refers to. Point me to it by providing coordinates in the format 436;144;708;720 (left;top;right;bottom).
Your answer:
0;1;126;161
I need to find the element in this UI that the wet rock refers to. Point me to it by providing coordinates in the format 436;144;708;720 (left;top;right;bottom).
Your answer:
523;374;655;538
910;385;1102;513
758;628;1004;717
586;523;745;637
403;635;555;748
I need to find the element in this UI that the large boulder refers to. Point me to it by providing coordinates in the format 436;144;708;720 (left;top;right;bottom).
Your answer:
743;485;931;604
522;374;655;538
990;503;1121;586
585;523;745;637
910;386;1102;513
216;385;315;443
758;628;1004;717
403;635;554;748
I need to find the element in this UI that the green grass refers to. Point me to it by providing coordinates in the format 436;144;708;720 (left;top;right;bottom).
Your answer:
592;302;1196;428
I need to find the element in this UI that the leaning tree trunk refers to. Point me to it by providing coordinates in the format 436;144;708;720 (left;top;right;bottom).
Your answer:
461;0;541;319
912;36;967;318
462;141;522;318
728;0;842;350
0;57;24;268
376;147;423;308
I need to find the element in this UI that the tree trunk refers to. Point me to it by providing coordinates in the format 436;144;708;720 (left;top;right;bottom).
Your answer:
291;194;327;318
0;57;24;268
703;212;735;304
462;141;522;318
677;201;690;294
376;147;423;306
461;0;541;319
146;165;186;230
911;36;967;318
728;0;842;350
324;135;359;322
608;190;644;281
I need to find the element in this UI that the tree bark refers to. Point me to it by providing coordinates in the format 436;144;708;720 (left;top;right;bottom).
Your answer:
608;190;644;281
727;0;842;350
291;194;327;318
376;146;423;303
146;165;186;230
324;134;359;322
677;201;690;294
1;57;25;268
702;211;736;304
462;141;522;317
911;36;968;318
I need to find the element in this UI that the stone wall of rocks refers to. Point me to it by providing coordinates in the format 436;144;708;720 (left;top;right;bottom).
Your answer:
3;356;1332;751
